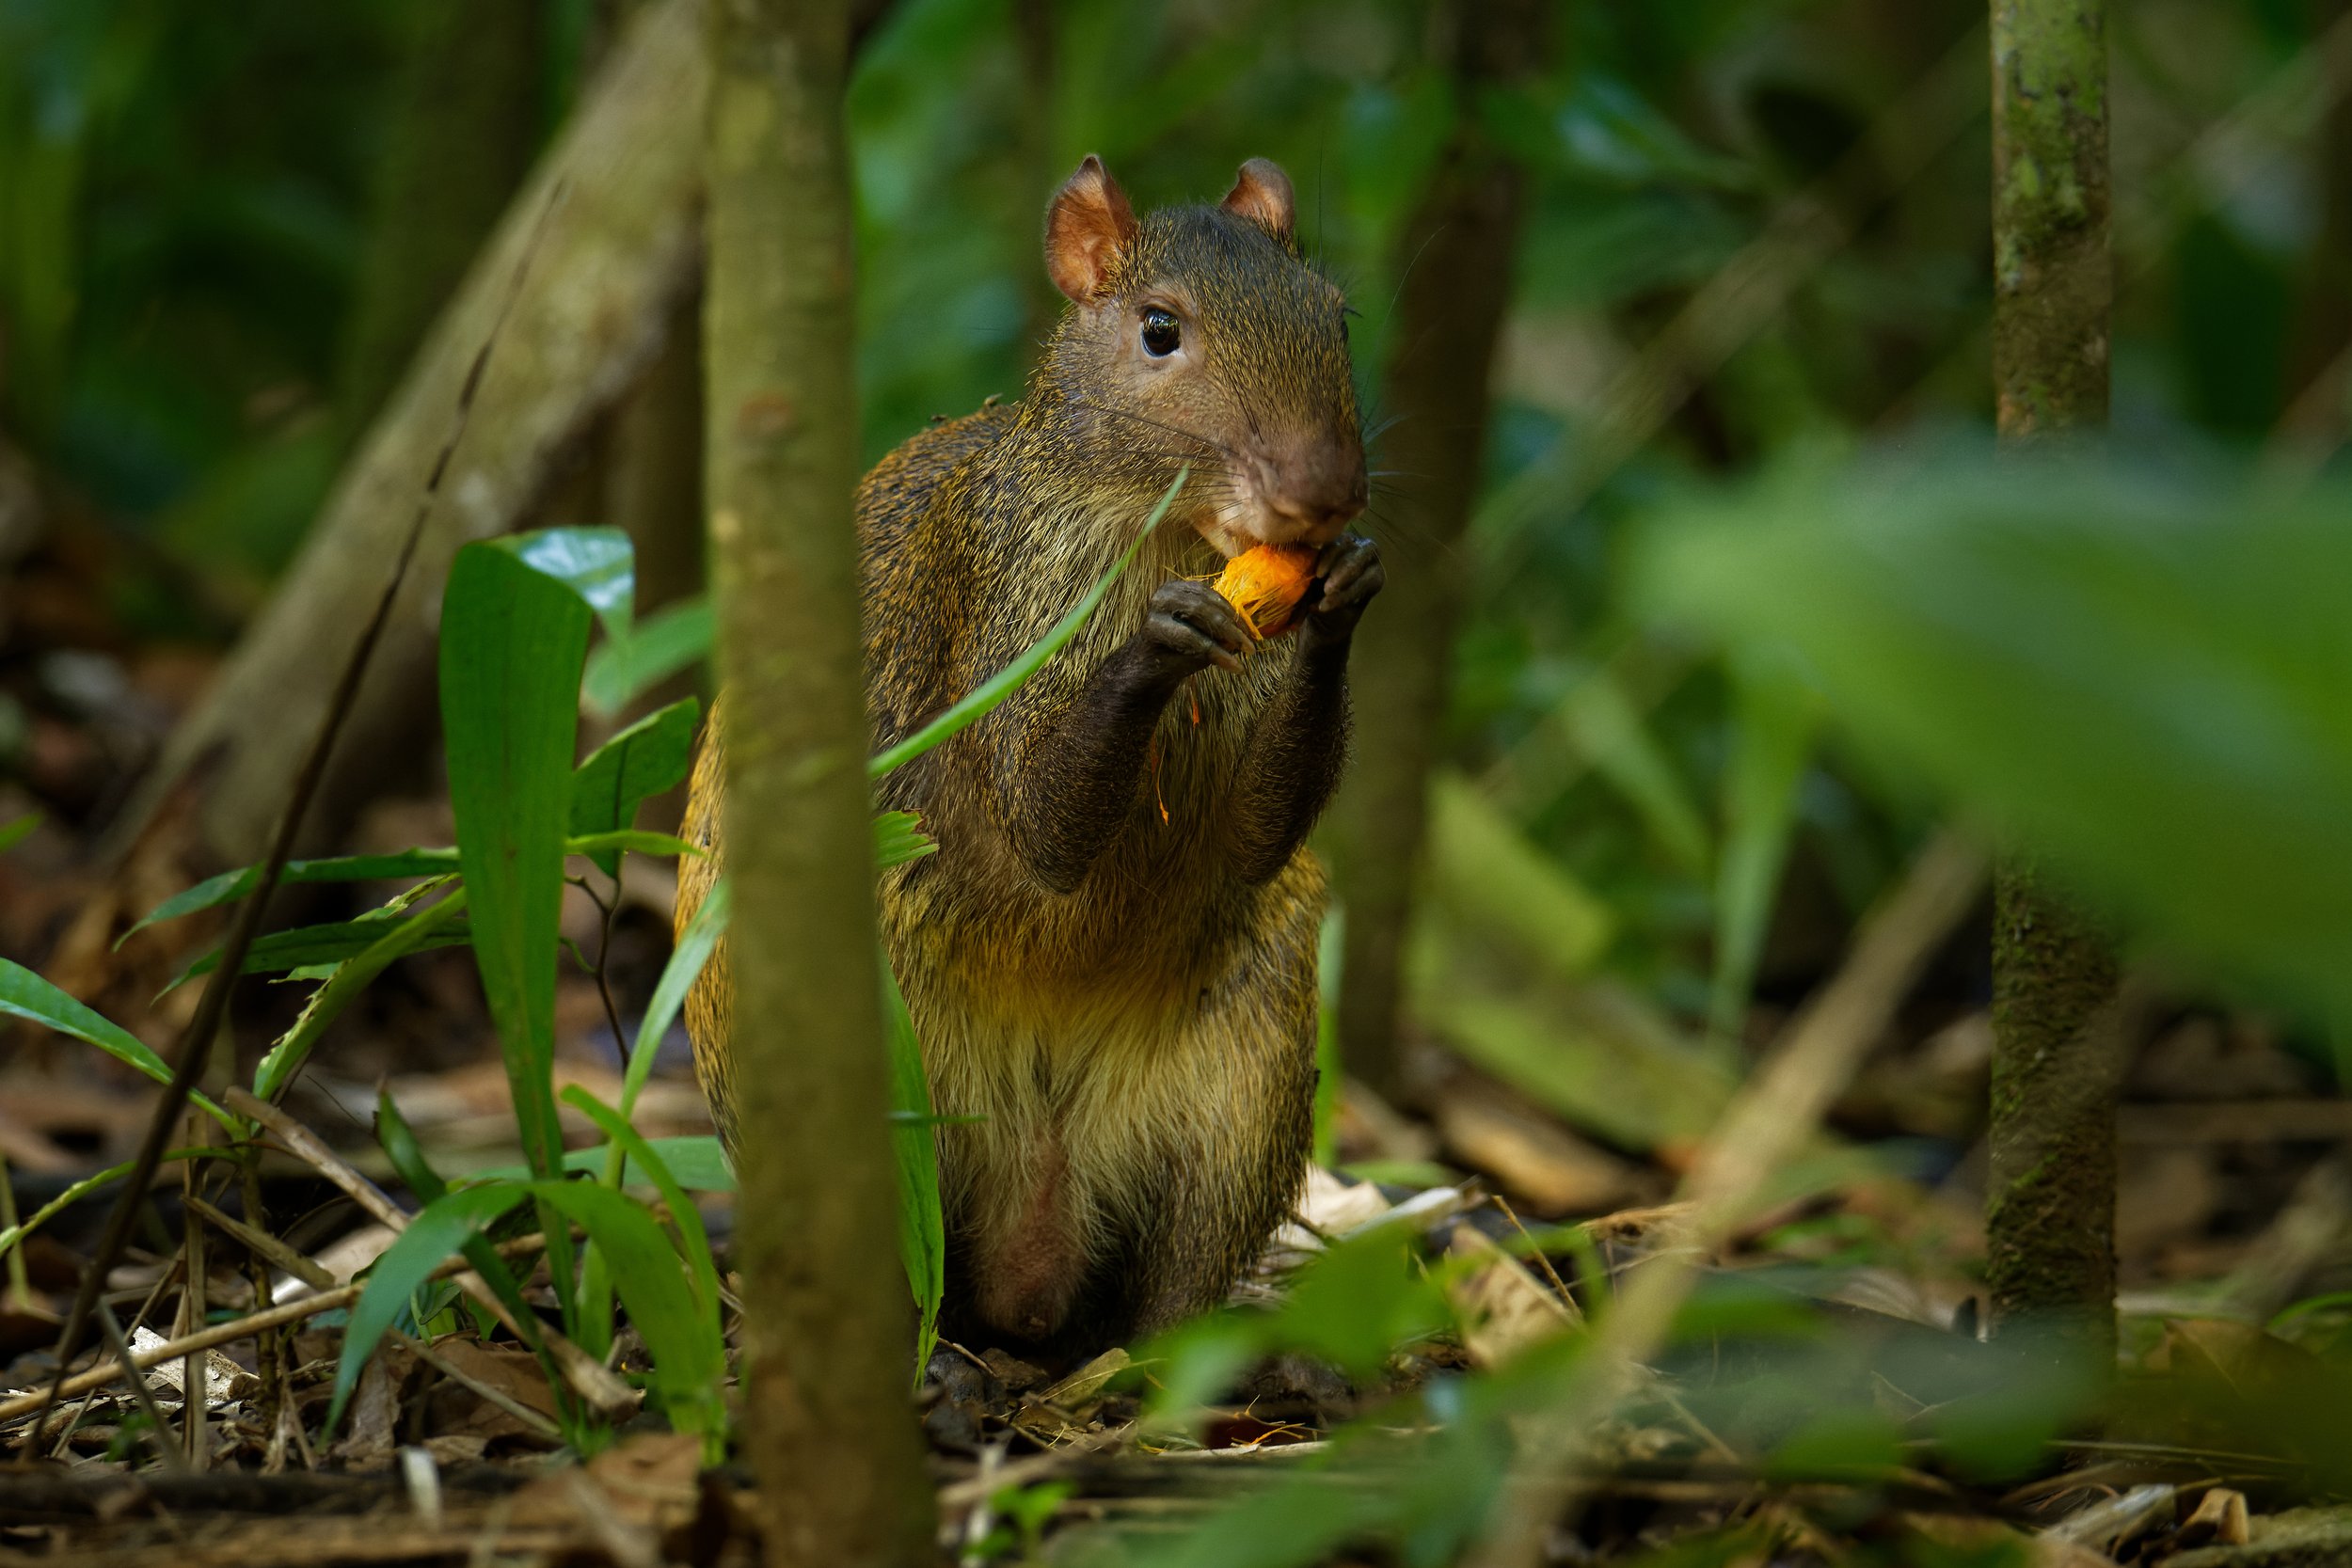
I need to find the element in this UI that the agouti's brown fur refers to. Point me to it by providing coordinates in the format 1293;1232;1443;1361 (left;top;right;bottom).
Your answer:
676;155;1380;1359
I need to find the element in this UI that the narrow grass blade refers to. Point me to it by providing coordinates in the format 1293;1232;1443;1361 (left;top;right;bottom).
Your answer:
1;960;236;1129
866;467;1187;779
563;1086;722;1320
119;850;462;946
327;1180;532;1431
252;887;469;1101
623;876;726;1118
881;958;945;1381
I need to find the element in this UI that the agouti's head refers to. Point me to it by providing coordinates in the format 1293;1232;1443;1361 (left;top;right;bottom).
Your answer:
1036;155;1367;558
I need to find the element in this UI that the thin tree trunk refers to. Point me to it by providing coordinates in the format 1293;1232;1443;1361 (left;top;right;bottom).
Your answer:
118;0;709;866
1985;0;2121;1367
338;0;546;436
704;0;931;1561
1327;0;1549;1106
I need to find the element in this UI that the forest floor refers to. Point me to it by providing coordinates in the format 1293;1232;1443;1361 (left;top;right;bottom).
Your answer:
4;547;2350;1565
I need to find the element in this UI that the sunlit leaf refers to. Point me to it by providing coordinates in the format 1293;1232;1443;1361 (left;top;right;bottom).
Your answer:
442;537;595;1182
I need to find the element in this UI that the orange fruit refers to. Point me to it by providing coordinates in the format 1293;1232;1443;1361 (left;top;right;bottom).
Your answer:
1212;543;1319;640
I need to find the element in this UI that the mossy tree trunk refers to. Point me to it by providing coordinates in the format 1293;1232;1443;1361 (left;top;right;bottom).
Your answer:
1327;0;1549;1106
1985;0;2122;1367
338;0;547;436
704;1;933;1562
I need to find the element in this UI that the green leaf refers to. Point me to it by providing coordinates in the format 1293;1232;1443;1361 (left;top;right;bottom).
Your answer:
583;596;713;720
867;467;1188;779
530;1178;727;1433
1424;769;1614;978
442;538;594;1182
509;527;635;639
167;904;472;994
469;1136;733;1190
624;876;727;1118
1637;454;2352;1030
0;814;40;855
328;1180;531;1431
252;887;469;1101
562;1086;723;1322
374;1087;562;1401
1708;648;1818;1049
882;958;945;1382
567;829;697;862
873;811;936;870
1;959;236;1129
570;697;701;879
120;849;462;946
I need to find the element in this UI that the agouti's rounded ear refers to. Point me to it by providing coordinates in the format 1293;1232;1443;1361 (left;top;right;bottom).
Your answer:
1222;158;1295;245
1045;154;1140;303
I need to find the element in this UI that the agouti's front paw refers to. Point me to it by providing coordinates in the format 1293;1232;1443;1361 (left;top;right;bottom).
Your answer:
1303;533;1383;645
1141;578;1251;677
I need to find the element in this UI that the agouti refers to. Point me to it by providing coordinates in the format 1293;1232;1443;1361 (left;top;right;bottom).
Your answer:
676;155;1380;1357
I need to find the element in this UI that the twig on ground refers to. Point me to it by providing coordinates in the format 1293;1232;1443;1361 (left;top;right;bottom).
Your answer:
0;1233;552;1427
229;1089;634;1417
93;1295;187;1473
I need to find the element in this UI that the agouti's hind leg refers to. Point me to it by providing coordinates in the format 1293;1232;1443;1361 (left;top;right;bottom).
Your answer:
1097;875;1322;1342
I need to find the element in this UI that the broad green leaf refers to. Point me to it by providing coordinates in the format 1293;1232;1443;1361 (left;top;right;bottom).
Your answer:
252;887;469;1100
882;958;945;1382
563;1086;722;1321
328;1180;531;1430
867;467;1187;778
570;697;701;878
0;814;39;854
1638;455;2352;1033
873;811;936;870
1;959;235;1129
624;875;727;1118
583;596;713;719
530;1178;726;1433
442;537;593;1183
1708;648;1818;1049
120;849;461;945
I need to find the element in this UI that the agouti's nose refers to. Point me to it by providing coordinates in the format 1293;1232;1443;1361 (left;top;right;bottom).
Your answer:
1255;437;1367;544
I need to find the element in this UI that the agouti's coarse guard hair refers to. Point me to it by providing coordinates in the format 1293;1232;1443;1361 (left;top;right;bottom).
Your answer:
681;156;1375;1358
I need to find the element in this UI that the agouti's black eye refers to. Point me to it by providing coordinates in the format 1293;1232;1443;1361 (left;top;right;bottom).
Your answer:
1140;308;1181;357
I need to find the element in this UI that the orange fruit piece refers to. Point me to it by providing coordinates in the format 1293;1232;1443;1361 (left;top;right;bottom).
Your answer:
1212;543;1319;640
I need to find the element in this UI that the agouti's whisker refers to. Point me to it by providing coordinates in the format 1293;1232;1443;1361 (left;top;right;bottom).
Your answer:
1071;397;1240;461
